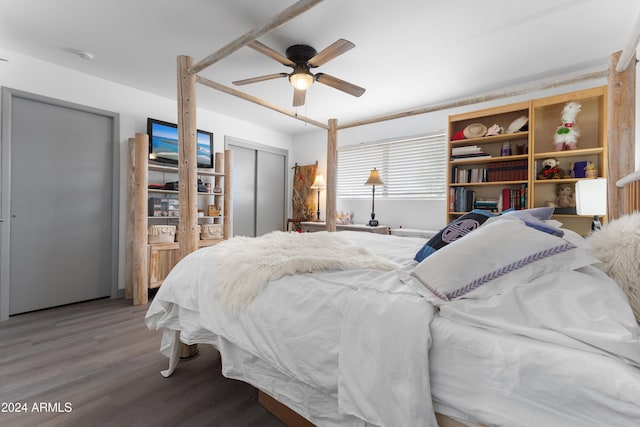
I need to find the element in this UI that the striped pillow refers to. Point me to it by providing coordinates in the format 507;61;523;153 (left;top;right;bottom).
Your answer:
409;217;599;304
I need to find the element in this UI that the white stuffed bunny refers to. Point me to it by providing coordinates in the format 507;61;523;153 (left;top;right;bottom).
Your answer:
553;101;581;150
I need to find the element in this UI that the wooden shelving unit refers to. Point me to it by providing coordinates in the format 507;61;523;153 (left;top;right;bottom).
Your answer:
126;133;232;304
531;86;607;235
446;86;608;236
447;100;531;222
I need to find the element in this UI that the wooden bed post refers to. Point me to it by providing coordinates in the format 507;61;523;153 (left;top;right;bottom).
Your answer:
608;50;636;220
133;133;149;305
125;137;136;300
223;149;233;239
326;119;338;232
177;55;199;260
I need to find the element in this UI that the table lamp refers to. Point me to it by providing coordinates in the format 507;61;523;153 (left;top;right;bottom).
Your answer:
310;174;325;221
575;178;607;231
364;168;384;226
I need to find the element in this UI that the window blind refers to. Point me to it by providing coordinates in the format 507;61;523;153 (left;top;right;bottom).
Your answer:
337;134;447;199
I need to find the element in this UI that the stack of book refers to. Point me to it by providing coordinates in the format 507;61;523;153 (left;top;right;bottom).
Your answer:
449;187;476;212
450;184;528;213
451;166;488;183
486;159;528;181
499;184;528;211
474;199;499;212
450;145;491;160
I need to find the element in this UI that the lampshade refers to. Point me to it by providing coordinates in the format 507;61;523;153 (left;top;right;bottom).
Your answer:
576;178;607;216
289;72;314;90
364;168;384;186
310;174;325;189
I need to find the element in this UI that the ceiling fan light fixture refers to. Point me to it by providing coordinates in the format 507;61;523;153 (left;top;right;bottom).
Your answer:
289;71;314;90
239;39;363;107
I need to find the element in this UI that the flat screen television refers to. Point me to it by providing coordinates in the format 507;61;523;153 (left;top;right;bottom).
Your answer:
147;118;214;168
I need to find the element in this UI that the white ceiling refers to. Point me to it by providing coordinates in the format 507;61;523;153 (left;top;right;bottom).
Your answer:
1;0;639;135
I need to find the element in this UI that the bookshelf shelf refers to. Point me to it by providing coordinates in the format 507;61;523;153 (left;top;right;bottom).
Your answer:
449;131;529;147
450;180;528;187
450;154;529;166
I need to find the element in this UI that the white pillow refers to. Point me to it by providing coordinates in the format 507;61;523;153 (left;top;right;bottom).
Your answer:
501;209;564;236
544;219;564;229
409;217;599;304
559;227;589;247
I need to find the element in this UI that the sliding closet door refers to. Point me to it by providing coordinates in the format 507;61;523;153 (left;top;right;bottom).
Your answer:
230;144;257;237
256;150;286;236
226;138;287;238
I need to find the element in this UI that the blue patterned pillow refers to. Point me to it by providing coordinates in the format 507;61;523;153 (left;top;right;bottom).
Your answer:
414;209;497;262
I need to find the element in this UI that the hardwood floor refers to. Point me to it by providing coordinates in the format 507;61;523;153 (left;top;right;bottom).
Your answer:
0;297;285;427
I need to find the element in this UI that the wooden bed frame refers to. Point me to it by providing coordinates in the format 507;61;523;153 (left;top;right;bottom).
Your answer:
258;389;475;427
139;1;639;425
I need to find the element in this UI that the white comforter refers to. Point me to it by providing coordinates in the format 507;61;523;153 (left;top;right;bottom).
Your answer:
145;230;640;427
146;231;437;426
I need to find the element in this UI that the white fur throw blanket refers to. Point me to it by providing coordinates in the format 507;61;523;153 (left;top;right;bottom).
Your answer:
212;231;400;312
588;213;640;323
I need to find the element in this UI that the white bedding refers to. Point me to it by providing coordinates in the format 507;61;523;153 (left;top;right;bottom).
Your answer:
146;232;436;426
145;229;640;427
430;316;640;427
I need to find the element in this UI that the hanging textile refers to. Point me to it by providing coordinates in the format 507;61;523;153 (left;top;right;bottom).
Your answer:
291;161;317;222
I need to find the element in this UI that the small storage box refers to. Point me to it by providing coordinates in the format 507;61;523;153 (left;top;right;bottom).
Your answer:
148;225;176;243
201;224;223;240
207;205;221;216
148;197;179;217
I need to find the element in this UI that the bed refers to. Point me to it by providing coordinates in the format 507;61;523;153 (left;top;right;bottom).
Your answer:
145;210;640;427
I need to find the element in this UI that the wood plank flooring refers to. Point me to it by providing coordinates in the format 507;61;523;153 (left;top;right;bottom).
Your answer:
0;297;285;427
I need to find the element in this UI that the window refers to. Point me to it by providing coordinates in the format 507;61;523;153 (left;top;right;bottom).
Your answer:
337;134;447;199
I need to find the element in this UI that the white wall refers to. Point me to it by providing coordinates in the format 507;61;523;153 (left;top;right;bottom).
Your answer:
0;48;293;292
293;70;640;231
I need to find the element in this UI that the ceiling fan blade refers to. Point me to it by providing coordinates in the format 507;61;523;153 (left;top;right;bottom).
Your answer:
293;88;306;107
232;73;288;86
248;40;295;67
307;39;355;67
315;73;366;97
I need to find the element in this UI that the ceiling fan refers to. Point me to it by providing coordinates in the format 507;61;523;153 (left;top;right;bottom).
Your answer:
233;39;366;107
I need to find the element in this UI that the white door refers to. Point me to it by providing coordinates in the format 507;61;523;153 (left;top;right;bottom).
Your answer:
0;89;118;318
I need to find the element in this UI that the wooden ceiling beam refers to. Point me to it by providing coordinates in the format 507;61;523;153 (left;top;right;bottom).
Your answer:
616;5;640;72
337;70;609;130
189;0;323;75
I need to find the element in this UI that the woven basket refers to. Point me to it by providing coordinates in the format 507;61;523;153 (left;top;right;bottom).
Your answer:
201;224;223;240
148;225;176;243
175;225;201;242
